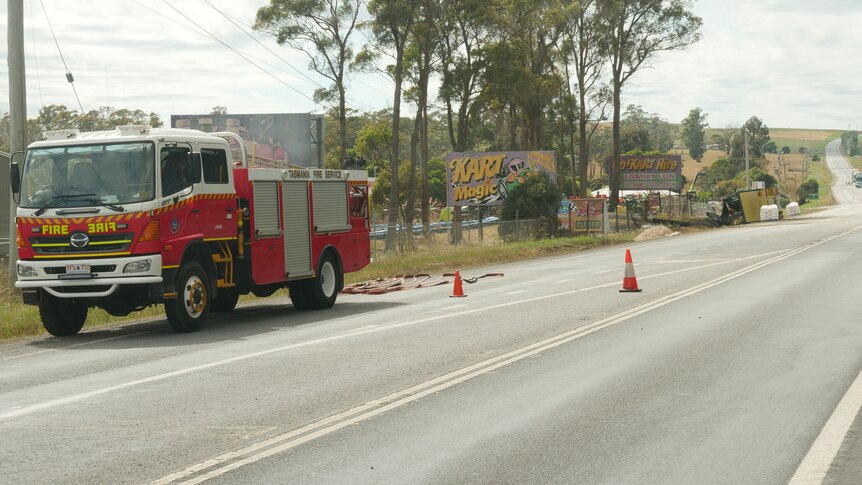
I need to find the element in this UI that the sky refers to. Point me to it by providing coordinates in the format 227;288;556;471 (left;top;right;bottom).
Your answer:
1;0;861;131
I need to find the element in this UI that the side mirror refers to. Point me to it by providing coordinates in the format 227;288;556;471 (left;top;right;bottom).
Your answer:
189;153;202;184
10;151;24;203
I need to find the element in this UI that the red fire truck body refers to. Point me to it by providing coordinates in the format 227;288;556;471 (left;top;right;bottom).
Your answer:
11;126;370;336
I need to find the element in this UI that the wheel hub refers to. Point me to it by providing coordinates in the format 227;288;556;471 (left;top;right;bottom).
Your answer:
185;276;207;317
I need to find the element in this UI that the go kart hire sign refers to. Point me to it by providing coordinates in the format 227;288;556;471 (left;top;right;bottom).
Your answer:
614;154;683;191
446;151;556;206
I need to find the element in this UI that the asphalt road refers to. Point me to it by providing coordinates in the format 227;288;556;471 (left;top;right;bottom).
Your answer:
2;142;862;484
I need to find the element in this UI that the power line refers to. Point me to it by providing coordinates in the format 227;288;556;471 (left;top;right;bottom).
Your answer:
200;0;326;90
159;0;318;104
39;0;84;113
200;0;386;110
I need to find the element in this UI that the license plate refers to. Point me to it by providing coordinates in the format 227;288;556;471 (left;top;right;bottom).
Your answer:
66;264;91;274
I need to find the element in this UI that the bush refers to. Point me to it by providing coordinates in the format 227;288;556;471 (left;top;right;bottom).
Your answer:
797;179;819;204
498;172;560;240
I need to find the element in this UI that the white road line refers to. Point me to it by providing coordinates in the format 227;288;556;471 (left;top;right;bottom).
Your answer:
505;290;527;295
149;227;862;484
788;369;862;485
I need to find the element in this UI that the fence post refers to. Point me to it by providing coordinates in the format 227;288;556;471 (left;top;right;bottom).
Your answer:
478;206;483;244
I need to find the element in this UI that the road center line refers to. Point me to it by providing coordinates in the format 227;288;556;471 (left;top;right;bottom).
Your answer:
149;225;862;484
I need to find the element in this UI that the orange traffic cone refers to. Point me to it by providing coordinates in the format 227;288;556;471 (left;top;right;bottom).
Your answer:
451;271;467;297
620;249;642;292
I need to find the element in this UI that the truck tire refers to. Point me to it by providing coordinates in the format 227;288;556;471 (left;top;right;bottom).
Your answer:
39;294;88;337
165;262;210;332
307;252;342;310
211;288;239;312
288;280;312;310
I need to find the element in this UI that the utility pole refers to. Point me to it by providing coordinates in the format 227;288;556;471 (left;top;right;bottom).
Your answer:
8;0;26;286
744;128;750;190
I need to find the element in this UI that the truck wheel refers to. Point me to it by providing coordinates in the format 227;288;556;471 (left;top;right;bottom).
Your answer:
39;294;88;337
307;252;342;310
288;280;311;310
212;288;239;312
165;262;210;332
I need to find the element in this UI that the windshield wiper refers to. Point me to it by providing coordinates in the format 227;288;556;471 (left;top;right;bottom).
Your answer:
35;193;97;216
84;198;125;213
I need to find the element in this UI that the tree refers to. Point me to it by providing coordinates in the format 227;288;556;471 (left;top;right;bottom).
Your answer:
680;107;708;162
705;157;739;187
403;0;440;245
841;132;859;156
437;0;495;244
499;172;560;238
483;0;571;150
761;140;777;154
561;0;611;197
597;0;702;209
211;106;228;115
730;116;770;160
781;145;790;154
619;105;673;153
365;0;420;251
255;0;363;166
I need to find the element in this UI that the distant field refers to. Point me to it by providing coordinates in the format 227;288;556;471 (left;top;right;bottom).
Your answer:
769;129;836;141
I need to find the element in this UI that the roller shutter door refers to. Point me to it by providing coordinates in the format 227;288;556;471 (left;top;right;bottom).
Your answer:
283;181;312;277
253;181;281;238
312;181;350;233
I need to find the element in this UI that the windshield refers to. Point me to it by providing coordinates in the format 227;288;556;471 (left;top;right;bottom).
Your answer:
19;142;156;209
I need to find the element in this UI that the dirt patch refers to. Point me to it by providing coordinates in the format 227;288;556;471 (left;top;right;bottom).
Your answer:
634;225;681;241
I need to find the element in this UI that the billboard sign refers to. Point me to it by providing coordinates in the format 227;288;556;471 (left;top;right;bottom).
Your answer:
615;154;683;191
446;151;555;206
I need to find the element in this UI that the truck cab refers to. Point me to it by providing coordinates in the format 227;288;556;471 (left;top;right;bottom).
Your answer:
12;126;237;335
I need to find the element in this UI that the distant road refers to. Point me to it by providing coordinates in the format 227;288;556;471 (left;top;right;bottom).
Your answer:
2;146;862;484
826;138;862;205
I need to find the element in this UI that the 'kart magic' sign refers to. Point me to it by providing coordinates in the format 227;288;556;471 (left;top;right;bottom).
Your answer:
446;151;556;206
614;154;683;191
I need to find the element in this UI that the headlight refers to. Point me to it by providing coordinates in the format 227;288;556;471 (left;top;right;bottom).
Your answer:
123;259;152;273
17;265;38;278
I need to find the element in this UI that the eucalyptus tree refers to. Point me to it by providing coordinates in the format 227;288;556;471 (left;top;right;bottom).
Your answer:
404;0;441;245
561;0;610;197
436;0;495;243
598;0;701;208
254;0;363;165
483;0;573;150
437;0;494;153
364;0;421;252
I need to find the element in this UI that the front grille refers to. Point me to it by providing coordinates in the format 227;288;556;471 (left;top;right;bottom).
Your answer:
30;233;133;255
44;265;117;275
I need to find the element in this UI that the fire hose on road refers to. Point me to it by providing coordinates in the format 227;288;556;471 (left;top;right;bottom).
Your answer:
341;273;504;295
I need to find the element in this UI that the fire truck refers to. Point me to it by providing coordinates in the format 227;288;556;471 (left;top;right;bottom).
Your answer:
9;125;370;336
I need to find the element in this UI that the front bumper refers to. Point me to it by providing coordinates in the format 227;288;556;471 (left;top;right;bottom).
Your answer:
15;255;163;298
